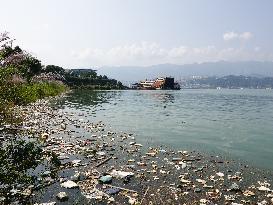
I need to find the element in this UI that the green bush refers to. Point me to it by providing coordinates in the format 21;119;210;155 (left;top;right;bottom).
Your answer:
0;82;67;106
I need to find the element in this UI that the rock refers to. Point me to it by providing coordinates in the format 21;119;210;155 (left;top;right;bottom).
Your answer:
97;151;106;156
196;167;204;172
40;133;49;140
60;180;79;189
99;175;112;184
108;197;115;202
243;190;255;196
105;188;120;195
56;192;68;201
216;172;224;177
229;183;240;191
172;157;183;161
196;179;206;184
41;171;51;177
200;199;208;204
71;172;86;181
0;197;5;203
21;188;32;197
44;177;54;184
135;143;143;147
34;203;56;205
128;159;135;163
267;193;273;198
194;188;201;193
61;123;66;130
180;179;191;184
58;154;69;160
71;159;81;166
258;200;268;205
146;152;156;157
179;162;187;169
59;177;67;183
110;170;134;179
224;195;236;201
258;186;271;192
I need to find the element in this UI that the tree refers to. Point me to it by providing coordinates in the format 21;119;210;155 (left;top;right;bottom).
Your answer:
1;32;42;81
44;65;65;75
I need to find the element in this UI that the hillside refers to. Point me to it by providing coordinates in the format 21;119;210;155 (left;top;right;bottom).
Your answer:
97;61;273;83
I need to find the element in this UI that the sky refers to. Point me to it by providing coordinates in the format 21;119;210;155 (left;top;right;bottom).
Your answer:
1;0;273;68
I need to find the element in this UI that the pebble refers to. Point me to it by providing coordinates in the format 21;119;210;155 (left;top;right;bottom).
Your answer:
99;175;112;184
105;188;120;195
258;186;271;192
229;183;240;191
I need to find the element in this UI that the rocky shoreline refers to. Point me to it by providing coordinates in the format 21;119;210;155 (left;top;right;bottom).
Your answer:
2;94;273;205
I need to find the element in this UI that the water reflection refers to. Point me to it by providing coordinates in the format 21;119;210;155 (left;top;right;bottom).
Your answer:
53;90;119;110
150;91;175;104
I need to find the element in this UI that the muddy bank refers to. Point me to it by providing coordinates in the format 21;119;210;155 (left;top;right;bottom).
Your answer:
2;95;273;205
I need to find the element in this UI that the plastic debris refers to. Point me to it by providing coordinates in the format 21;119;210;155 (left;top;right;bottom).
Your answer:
56;192;68;201
60;180;79;189
110;170;134;179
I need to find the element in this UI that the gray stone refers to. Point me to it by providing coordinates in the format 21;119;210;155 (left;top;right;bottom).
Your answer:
229;183;240;191
99;175;112;184
194;188;202;193
42;171;51;177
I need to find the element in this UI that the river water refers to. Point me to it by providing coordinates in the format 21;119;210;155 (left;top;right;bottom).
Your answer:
54;89;273;170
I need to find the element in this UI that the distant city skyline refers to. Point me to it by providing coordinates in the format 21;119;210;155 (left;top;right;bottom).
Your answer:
1;0;273;68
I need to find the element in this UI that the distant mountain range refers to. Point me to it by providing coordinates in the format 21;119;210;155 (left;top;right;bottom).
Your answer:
96;61;273;83
182;75;273;89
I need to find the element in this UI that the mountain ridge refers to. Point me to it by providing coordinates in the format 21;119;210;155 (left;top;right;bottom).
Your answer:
96;61;273;83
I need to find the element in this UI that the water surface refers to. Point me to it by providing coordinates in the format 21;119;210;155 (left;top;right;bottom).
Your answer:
54;89;273;170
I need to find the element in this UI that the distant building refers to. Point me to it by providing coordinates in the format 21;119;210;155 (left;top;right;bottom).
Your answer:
132;77;180;90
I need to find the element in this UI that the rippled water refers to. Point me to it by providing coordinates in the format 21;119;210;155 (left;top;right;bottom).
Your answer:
55;89;273;170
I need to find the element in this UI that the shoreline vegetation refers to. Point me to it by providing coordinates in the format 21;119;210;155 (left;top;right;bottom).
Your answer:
1;32;273;204
0;32;124;204
0;32;126;125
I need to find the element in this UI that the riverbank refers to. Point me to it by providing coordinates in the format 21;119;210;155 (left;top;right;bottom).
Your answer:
1;93;272;205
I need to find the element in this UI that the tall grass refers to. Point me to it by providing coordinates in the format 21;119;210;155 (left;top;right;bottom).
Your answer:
0;81;67;105
0;81;67;125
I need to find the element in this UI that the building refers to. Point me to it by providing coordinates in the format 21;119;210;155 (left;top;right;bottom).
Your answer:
132;77;180;90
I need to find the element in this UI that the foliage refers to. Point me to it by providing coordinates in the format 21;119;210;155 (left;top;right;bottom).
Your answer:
0;139;43;186
65;70;125;89
0;32;63;203
0;136;61;203
0;82;66;106
0;100;17;125
44;65;65;75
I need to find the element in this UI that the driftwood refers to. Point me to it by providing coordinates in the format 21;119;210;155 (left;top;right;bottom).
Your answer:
105;184;138;193
95;157;112;168
140;186;150;204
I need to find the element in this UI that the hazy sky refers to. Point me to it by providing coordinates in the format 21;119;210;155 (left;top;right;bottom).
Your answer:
1;0;273;68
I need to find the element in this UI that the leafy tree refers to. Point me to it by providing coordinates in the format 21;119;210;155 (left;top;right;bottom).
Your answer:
44;65;65;75
20;56;42;81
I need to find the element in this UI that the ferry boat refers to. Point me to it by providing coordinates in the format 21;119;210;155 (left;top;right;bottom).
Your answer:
131;77;180;90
